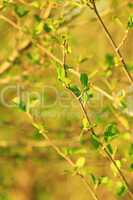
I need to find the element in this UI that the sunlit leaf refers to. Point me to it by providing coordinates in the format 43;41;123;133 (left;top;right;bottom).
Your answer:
111;160;121;176
76;157;86;168
128;14;133;29
82;117;89;130
56;63;65;81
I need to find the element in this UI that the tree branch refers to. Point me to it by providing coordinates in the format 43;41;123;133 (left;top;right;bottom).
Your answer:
88;0;133;84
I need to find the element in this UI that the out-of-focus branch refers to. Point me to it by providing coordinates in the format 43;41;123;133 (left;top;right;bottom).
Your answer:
117;29;129;51
0;0;54;75
0;138;79;148
0;14;21;30
0;12;133;120
60;7;85;27
40;128;99;200
0;40;32;75
25;112;99;200
41;2;53;19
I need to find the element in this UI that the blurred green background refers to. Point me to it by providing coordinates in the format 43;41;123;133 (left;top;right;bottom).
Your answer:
0;0;133;199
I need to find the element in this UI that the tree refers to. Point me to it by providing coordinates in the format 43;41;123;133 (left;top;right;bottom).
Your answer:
0;0;133;199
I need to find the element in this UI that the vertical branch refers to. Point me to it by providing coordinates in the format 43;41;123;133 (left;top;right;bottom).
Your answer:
88;0;133;84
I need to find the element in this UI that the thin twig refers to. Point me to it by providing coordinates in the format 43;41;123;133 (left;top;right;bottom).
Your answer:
1;9;133;198
61;40;99;200
104;148;133;198
62;39;68;77
1;3;133;198
76;91;133;199
88;0;133;84
117;29;129;51
0;40;32;75
41;130;99;200
42;2;53;19
0;14;131;119
0;15;21;31
1;14;132;119
90;1;129;21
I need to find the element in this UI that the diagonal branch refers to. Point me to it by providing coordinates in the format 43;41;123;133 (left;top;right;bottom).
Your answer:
27;114;99;200
61;21;133;199
88;0;133;84
79;97;133;199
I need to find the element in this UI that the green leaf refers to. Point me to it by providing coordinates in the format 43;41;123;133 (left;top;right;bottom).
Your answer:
80;73;88;88
106;144;113;155
32;122;44;134
90;174;109;188
128;3;133;8
69;84;81;97
119;99;127;110
90;134;101;150
14;4;29;17
0;193;9;200
63;147;87;156
2;0;9;6
82;117;89;130
90;174;97;185
12;97;26;112
129;163;133;171
105;53;115;69
33;130;42;141
116;182;127;197
19;100;26;111
31;1;40;8
129;144;133;157
33;21;44;35
27;52;40;64
56;63;65;81
76;157;86;168
127;63;133;72
104;123;119;142
111;160;121;176
100;176;109;185
128;14;133;29
44;23;53;33
82;89;93;103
